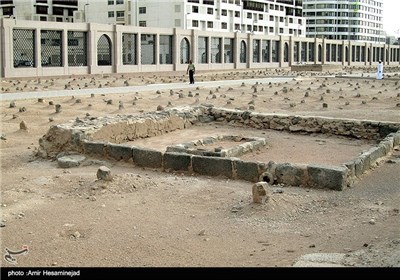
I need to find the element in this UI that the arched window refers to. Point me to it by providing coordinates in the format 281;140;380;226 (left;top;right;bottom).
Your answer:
198;37;208;64
240;40;246;63
318;44;322;62
284;42;289;62
180;38;190;64
97;34;112;66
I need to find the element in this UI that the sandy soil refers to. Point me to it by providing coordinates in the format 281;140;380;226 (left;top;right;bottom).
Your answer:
1;67;400;268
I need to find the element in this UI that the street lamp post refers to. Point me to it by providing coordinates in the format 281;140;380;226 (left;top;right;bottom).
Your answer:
84;4;89;22
185;12;191;29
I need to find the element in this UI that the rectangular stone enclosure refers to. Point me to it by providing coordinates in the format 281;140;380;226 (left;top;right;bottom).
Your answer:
39;105;400;191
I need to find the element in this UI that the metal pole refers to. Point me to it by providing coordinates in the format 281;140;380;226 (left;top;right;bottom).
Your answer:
84;4;89;23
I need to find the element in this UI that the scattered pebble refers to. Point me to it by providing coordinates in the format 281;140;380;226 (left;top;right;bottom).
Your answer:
273;188;284;194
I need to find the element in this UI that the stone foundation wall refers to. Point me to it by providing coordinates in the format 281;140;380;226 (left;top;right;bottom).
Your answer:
208;107;400;140
38;106;203;158
291;64;343;72
38;105;400;191
166;135;266;157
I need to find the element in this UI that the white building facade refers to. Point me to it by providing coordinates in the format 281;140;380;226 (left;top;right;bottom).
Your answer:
1;0;306;37
303;0;385;43
0;0;128;24
131;0;305;37
0;0;83;22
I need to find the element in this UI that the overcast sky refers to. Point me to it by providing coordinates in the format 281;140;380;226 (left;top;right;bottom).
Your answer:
383;0;400;36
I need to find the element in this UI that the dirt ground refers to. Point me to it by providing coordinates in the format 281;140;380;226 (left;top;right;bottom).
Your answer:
1;67;400;268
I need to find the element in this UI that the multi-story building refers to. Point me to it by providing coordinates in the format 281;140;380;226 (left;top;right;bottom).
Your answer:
302;0;385;43
131;0;305;36
1;0;306;36
0;0;82;22
0;0;127;24
386;35;399;45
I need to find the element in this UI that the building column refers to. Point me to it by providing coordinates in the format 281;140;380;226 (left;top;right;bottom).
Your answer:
87;23;96;74
1;20;12;77
363;42;368;66
207;35;211;65
321;38;326;65
383;44;387;65
62;30;68;74
35;28;41;73
368;43;372;66
341;41;345;66
269;39;273;64
221;36;225;64
288;36;294;66
173;28;179;71
314;38;318;64
114;25;122;73
279;36;284;67
347;41;352;66
191;29;197;65
136;31;141;70
234;32;239;68
155;33;160;66
247;33;252;68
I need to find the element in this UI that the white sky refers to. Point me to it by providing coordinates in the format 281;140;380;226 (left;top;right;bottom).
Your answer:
383;0;400;36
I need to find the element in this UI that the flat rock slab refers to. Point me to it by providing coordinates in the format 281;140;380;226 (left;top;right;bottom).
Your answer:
57;155;86;168
292;253;346;267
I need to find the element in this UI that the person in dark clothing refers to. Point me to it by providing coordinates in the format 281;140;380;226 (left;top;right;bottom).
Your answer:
186;60;195;84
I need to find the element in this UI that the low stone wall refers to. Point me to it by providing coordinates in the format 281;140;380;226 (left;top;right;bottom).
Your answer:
38;106;203;158
291;64;343;72
208;107;400;140
166;135;266;157
38;105;400;191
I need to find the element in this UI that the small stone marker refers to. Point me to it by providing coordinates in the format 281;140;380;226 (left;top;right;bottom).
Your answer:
252;182;269;204
97;166;112;181
20;120;28;130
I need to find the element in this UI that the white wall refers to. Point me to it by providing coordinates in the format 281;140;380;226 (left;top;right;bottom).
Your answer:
1;17;398;78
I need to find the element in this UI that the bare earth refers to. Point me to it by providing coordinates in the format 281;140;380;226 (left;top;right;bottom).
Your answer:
1;68;400;268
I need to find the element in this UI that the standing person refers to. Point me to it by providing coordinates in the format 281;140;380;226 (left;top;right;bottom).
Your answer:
377;60;384;80
187;60;195;84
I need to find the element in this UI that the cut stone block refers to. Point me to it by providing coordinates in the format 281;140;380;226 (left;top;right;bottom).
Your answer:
57;155;86;168
307;165;348;191
97;166;112;181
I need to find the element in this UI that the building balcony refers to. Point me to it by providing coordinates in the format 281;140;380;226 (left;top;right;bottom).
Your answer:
52;0;77;6
0;0;13;5
0;3;14;8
